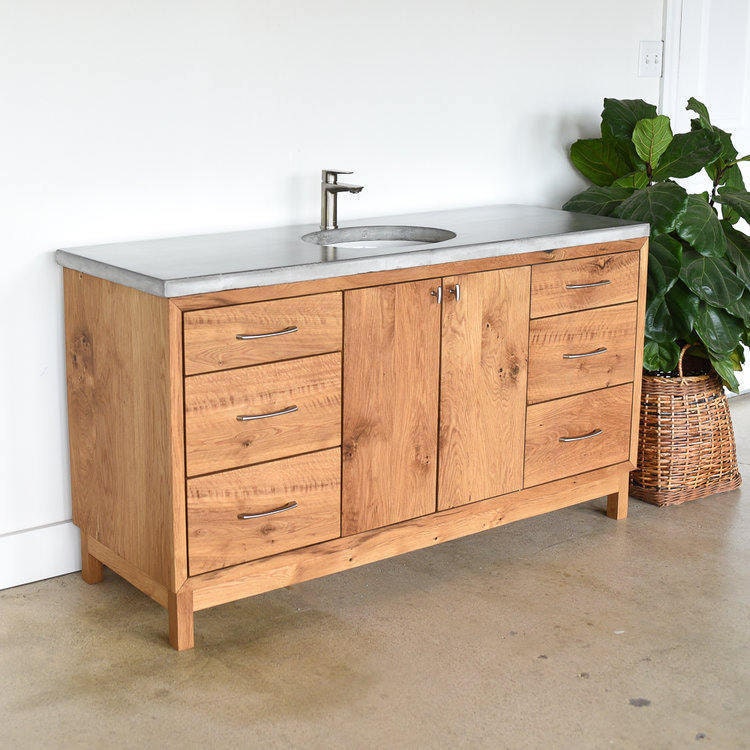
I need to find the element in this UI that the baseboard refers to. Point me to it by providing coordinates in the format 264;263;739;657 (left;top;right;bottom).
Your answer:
0;521;81;590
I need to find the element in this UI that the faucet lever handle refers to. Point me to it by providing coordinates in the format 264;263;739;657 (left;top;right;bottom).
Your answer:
322;169;354;184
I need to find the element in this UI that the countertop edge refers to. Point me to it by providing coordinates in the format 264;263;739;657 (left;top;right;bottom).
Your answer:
56;250;168;296
56;222;650;299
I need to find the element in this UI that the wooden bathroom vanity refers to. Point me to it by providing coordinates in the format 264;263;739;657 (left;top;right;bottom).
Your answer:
57;205;648;649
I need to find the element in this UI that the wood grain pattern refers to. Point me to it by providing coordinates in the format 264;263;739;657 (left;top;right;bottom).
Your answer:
183;292;342;375
171;239;647;311
188;462;630;611
438;267;530;509
524;384;633;487
185;353;341;476
64;270;185;591
530;251;640;318
527;303;638;404
187;449;341;574
342;280;441;535
630;240;649;465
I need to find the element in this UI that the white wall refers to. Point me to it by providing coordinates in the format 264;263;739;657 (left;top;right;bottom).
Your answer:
0;0;663;588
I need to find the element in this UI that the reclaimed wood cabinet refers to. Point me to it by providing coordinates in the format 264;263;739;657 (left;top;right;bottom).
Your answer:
63;235;648;650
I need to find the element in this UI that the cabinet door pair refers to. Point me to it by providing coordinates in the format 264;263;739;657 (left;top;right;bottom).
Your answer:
342;267;530;535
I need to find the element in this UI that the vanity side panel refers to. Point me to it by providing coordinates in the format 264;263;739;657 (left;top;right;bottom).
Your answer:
630;239;649;466
64;270;186;591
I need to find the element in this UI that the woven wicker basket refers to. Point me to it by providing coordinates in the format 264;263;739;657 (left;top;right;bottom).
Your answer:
629;345;742;506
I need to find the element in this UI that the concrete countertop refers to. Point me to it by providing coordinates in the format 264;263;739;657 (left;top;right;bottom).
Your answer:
56;204;649;298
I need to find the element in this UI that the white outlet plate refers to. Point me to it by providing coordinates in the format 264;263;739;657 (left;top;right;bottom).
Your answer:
639;40;663;78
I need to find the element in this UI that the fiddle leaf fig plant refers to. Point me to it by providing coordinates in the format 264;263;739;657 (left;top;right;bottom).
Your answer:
563;97;750;391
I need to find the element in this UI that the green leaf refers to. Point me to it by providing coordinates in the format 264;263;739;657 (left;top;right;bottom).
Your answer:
613;182;688;233
570;138;632;186
632;116;673;167
643;339;680;373
648;233;682;297
718;165;746;224
714;127;739;163
709;354;740;392
666;281;700;339
602;99;658;140
717;188;750;224
651;129;723;180
722;220;750;286
726;292;750;326
613;171;649;189
674;195;726;257
680;251;745;307
695;303;744;354
730;154;750;164
562;185;633;216
645;295;677;343
687;97;712;130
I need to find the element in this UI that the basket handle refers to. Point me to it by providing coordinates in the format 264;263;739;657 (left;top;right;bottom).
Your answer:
677;343;697;377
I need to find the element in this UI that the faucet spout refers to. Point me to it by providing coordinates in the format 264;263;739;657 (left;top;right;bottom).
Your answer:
320;169;364;230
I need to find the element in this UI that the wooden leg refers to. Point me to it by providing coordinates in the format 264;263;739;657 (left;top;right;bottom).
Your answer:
80;534;104;584
606;471;630;520
168;588;194;651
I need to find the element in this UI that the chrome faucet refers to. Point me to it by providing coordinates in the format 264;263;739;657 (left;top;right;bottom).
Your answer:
320;169;363;231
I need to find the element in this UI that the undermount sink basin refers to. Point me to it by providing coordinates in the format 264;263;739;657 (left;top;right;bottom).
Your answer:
301;225;456;250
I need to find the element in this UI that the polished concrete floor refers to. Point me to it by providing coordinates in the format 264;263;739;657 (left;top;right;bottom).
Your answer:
2;402;749;749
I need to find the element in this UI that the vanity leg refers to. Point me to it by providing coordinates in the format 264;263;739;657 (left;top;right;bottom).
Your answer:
168;587;194;651
80;534;104;584
606;472;630;520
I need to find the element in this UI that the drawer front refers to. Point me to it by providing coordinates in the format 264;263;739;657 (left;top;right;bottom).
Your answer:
187;449;341;574
524;384;633;487
185;353;341;476
531;251;640;318
184;292;342;375
527;303;637;404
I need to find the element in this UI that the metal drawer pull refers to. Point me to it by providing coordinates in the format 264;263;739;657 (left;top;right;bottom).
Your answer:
235;325;298;340
237;501;298;520
430;287;443;304
565;280;611;290
562;347;608;360
559;428;603;443
448;283;461;302
236;405;298;422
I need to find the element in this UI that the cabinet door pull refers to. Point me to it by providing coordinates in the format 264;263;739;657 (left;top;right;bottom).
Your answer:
236;405;298;422
448;284;461;302
559;428;603;443
430;287;443;304
564;279;611;290
562;347;608;359
237;501;298;520
235;325;298;340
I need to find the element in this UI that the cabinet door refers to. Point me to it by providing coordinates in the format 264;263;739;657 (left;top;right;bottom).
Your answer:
342;279;441;535
438;267;530;509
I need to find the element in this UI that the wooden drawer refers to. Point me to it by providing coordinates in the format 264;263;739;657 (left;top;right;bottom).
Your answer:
524;384;632;487
185;353;341;477
184;292;342;375
187;449;341;574
531;251;639;318
527;303;637;404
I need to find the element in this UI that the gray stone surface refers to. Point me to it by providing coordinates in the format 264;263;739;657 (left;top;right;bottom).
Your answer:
2;396;748;748
56;204;649;297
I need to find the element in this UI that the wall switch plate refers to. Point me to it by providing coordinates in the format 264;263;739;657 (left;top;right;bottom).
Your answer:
639;40;663;77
